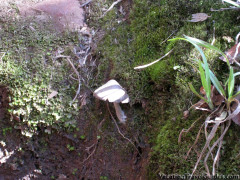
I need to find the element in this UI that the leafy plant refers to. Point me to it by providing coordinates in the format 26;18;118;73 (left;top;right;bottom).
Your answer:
169;36;240;107
168;35;240;178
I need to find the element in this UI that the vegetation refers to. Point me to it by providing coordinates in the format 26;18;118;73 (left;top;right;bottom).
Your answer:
0;0;240;178
95;0;240;178
0;18;80;136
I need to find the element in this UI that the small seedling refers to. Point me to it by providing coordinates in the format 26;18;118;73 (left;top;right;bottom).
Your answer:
72;168;77;175
80;135;86;140
67;144;75;151
100;176;108;180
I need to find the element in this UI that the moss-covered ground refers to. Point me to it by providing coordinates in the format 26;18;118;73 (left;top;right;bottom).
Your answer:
93;0;240;178
0;16;81;136
0;0;240;178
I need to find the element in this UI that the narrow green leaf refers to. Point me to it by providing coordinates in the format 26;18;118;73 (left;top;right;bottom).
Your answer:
183;35;230;66
169;36;226;98
209;69;226;97
230;90;240;100
193;44;212;102
228;67;234;98
223;0;240;7
199;61;226;97
225;72;240;86
189;83;208;103
199;60;211;102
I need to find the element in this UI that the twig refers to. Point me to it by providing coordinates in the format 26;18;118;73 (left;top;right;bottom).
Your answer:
101;0;122;18
81;0;93;7
134;49;174;70
211;7;240;11
65;57;81;102
106;103;140;154
160;31;176;45
0;52;6;62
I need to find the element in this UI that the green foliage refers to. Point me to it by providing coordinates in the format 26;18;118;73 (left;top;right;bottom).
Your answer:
91;0;240;177
0;19;80;135
67;144;75;151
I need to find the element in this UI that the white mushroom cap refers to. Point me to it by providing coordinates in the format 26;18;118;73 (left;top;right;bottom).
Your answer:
93;79;129;103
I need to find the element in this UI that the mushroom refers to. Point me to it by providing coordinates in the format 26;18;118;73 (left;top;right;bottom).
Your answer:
93;79;129;123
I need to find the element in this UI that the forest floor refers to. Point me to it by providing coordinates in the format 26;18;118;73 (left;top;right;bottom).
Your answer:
0;0;150;179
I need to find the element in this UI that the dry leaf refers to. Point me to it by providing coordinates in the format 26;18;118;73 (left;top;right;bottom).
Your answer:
219;43;240;64
188;13;210;22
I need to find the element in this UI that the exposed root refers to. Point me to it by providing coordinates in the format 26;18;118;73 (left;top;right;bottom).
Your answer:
178;115;203;144
180;100;240;179
185;122;204;159
101;0;123;18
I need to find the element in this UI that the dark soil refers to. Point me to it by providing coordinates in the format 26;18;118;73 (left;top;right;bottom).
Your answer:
0;88;149;179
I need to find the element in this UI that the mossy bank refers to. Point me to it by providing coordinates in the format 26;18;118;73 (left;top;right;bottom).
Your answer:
0;16;82;136
93;0;240;178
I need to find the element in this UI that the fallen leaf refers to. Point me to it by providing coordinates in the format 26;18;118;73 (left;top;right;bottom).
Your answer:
200;86;206;95
188;13;210;22
211;86;225;106
219;43;240;64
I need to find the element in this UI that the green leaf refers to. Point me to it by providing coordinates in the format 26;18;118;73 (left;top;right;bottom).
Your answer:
183;35;230;67
209;69;226;97
228;67;234;98
189;83;208;103
199;60;211;101
223;0;240;7
171;36;212;100
230;90;240;100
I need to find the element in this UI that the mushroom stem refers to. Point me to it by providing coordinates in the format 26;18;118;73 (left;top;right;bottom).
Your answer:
113;102;127;123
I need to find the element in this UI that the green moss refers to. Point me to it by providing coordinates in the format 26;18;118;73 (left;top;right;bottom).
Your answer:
92;0;240;177
0;18;80;135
